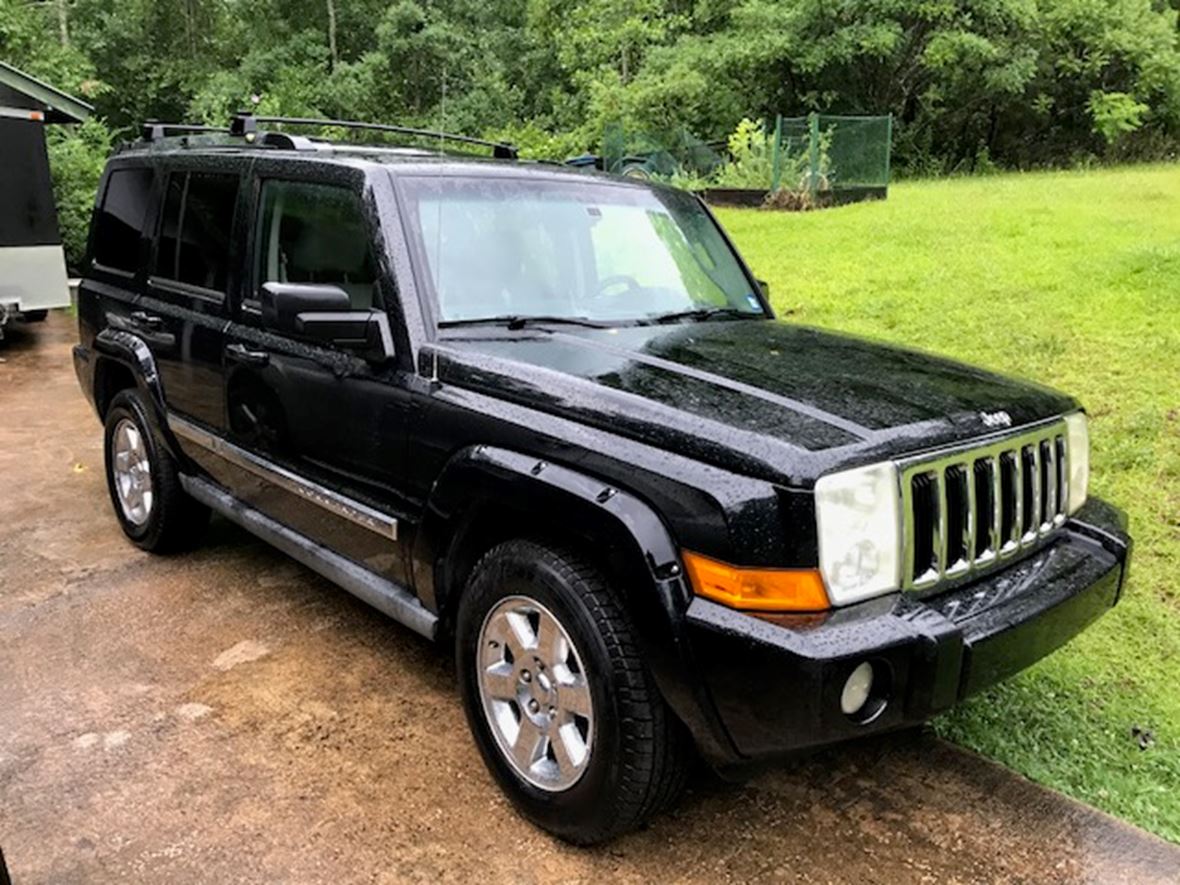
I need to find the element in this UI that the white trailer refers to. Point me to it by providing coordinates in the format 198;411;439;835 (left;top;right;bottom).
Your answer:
0;63;92;338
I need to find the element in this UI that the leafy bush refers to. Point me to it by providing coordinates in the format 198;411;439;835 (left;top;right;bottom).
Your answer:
46;119;112;275
712;118;774;189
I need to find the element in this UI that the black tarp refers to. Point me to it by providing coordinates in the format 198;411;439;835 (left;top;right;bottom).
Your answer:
0;117;61;247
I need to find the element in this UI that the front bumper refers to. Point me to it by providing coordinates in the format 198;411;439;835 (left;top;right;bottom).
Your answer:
686;497;1130;762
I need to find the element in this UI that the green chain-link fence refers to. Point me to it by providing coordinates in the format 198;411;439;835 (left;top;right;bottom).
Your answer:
599;114;892;205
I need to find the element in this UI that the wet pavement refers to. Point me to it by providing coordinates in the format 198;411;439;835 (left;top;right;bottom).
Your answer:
2;313;1178;884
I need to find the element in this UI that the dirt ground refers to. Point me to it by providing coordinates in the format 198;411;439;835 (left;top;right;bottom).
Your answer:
1;313;1177;884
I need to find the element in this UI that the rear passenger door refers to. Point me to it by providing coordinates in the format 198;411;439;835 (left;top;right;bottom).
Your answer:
140;167;243;430
218;174;417;586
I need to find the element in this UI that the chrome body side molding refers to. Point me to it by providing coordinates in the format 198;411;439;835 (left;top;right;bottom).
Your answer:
180;474;436;639
168;413;398;541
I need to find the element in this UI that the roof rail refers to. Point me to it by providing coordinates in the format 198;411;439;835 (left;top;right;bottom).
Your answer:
229;112;519;159
142;122;229;141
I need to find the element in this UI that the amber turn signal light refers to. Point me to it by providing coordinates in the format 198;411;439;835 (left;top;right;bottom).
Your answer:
681;551;830;612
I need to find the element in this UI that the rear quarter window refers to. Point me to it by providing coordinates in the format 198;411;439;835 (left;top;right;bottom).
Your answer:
92;167;154;272
153;171;239;294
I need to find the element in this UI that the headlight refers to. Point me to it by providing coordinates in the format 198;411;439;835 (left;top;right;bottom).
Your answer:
814;461;901;605
1064;411;1089;515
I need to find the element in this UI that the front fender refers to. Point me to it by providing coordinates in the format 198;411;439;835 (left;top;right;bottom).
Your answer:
414;444;740;764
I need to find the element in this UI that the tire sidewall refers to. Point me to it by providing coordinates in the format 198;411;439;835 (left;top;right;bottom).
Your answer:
456;544;628;838
103;390;166;547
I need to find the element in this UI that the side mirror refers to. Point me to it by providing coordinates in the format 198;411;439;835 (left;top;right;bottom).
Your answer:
260;282;394;362
295;309;394;362
261;282;350;332
757;279;770;298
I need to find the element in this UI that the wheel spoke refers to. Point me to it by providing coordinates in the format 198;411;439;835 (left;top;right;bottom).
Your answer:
559;677;592;719
481;662;517;700
504;610;537;655
512;718;546;771
483;614;526;662
535;613;566;666
552;722;587;774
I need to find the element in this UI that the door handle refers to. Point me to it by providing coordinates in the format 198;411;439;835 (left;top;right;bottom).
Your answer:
226;343;270;367
129;310;164;330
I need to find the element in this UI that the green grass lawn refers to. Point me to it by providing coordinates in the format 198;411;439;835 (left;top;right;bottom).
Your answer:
717;165;1180;843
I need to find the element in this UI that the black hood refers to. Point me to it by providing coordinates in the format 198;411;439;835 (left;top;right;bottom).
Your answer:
432;319;1077;485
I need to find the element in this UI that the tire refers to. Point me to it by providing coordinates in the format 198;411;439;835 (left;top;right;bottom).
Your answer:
456;539;689;844
103;389;209;553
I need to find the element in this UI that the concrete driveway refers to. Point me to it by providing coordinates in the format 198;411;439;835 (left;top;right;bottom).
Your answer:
2;313;1177;884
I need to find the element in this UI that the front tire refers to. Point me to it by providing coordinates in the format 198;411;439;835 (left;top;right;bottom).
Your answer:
103;389;209;552
456;539;689;844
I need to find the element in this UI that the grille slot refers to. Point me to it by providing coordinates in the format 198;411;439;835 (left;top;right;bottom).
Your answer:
900;420;1070;592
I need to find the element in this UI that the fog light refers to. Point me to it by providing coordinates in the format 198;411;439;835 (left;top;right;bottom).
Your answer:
840;662;874;716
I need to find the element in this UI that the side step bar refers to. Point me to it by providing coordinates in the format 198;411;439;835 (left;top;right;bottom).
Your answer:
180;474;438;640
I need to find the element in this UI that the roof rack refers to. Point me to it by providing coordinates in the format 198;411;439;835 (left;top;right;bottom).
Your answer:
229;112;519;159
142;122;229;140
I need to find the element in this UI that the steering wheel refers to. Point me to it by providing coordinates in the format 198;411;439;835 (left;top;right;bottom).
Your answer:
593;274;643;300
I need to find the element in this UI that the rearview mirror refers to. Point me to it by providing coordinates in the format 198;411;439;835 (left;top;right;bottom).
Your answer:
260;282;394;362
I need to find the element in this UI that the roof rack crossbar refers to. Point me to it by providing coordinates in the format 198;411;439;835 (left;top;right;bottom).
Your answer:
142;122;230;141
230;113;518;159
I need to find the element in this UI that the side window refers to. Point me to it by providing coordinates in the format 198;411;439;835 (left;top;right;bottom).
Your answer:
153;171;239;294
253;180;377;314
92;167;153;272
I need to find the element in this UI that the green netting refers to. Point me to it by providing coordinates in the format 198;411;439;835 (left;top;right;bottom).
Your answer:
782;114;893;192
600;114;892;200
602;123;724;181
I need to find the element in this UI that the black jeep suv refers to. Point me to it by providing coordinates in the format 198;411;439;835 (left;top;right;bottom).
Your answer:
73;115;1130;844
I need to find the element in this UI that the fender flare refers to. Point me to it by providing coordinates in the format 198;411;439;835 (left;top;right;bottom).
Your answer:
92;328;184;461
414;444;739;763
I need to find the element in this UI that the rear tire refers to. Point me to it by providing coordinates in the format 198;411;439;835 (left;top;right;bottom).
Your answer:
103;389;209;552
456;539;689;844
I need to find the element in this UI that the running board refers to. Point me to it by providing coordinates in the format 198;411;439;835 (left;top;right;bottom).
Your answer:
180;474;437;640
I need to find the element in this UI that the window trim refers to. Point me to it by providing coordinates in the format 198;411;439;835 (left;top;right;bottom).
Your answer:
244;175;383;319
148;169;239;303
90;165;155;278
147;275;229;305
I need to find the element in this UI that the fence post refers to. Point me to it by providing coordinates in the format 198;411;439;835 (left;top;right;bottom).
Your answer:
770;114;783;193
808;112;819;199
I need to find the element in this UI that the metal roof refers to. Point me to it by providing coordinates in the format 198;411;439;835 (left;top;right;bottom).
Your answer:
0;62;93;124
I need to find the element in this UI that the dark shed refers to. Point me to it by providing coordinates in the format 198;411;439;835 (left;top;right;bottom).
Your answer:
0;62;93;333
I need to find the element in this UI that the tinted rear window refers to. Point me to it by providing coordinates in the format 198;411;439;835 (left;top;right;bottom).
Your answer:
154;171;239;293
93;168;153;271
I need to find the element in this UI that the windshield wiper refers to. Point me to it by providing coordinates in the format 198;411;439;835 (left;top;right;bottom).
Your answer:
645;306;763;325
438;315;615;331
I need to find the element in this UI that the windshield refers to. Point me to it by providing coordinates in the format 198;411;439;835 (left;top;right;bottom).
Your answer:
400;176;767;326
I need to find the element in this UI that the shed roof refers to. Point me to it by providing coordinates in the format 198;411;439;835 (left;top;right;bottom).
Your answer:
0;61;93;123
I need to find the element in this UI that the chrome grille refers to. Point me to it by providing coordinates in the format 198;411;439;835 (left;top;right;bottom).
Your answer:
900;420;1070;591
